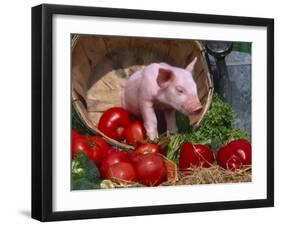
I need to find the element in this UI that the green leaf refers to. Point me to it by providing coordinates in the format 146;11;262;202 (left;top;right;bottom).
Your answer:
71;152;101;190
176;111;192;133
232;42;252;53
71;178;101;190
72;105;93;135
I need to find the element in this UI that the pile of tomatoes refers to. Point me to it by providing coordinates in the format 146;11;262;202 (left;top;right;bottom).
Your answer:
179;139;251;171
72;107;252;187
72;131;166;186
72;107;166;186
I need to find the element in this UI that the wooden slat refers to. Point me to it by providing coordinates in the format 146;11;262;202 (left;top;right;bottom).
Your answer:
72;40;92;100
103;36;131;53
169;40;195;67
80;36;107;70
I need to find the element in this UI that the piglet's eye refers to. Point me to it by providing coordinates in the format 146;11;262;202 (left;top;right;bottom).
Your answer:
175;86;184;94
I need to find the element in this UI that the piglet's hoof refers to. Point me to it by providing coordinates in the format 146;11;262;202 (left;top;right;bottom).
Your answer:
146;136;159;144
166;129;178;136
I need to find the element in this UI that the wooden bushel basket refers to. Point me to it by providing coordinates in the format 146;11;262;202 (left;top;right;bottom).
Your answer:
72;35;214;149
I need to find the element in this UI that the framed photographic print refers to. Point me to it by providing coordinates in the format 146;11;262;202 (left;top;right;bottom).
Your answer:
32;4;274;221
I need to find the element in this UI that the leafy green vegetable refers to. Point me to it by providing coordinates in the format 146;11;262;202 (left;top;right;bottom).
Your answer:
186;93;234;144
72;105;93;135
232;42;252;54
226;128;249;141
167;93;250;162
175;111;192;133
71;152;101;190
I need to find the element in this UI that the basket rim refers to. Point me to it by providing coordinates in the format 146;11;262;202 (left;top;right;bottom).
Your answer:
71;35;214;149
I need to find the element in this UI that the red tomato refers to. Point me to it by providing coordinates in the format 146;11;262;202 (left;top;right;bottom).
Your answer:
124;121;146;146
179;142;215;170
72;128;81;140
86;136;109;166
98;107;131;141
100;151;129;178
72;134;109;165
106;162;137;182
217;139;251;170
72;135;89;159
129;143;161;164
104;146;119;157
133;153;166;186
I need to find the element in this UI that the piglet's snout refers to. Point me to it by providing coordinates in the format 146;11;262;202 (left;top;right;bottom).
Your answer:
192;105;203;114
186;99;202;115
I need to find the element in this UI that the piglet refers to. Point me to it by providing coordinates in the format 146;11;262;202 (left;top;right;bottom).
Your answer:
122;57;202;141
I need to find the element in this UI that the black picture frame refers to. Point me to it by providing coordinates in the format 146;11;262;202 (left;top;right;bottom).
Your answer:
32;3;274;222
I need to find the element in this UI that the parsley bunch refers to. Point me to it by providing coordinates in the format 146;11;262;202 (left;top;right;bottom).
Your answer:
71;152;101;190
167;93;249;162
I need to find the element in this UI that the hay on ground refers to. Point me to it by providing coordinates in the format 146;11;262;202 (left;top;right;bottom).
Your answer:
101;165;252;189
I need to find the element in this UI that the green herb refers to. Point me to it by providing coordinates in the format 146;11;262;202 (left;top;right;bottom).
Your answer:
175;111;192;133
226;128;250;142
167;93;250;162
72;105;92;135
71;152;101;190
232;42;252;54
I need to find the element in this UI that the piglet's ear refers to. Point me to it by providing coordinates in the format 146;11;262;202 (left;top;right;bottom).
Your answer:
157;68;174;88
185;57;197;73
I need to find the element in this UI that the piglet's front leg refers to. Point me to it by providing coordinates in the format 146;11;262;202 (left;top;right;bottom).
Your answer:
164;109;178;135
140;101;159;141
